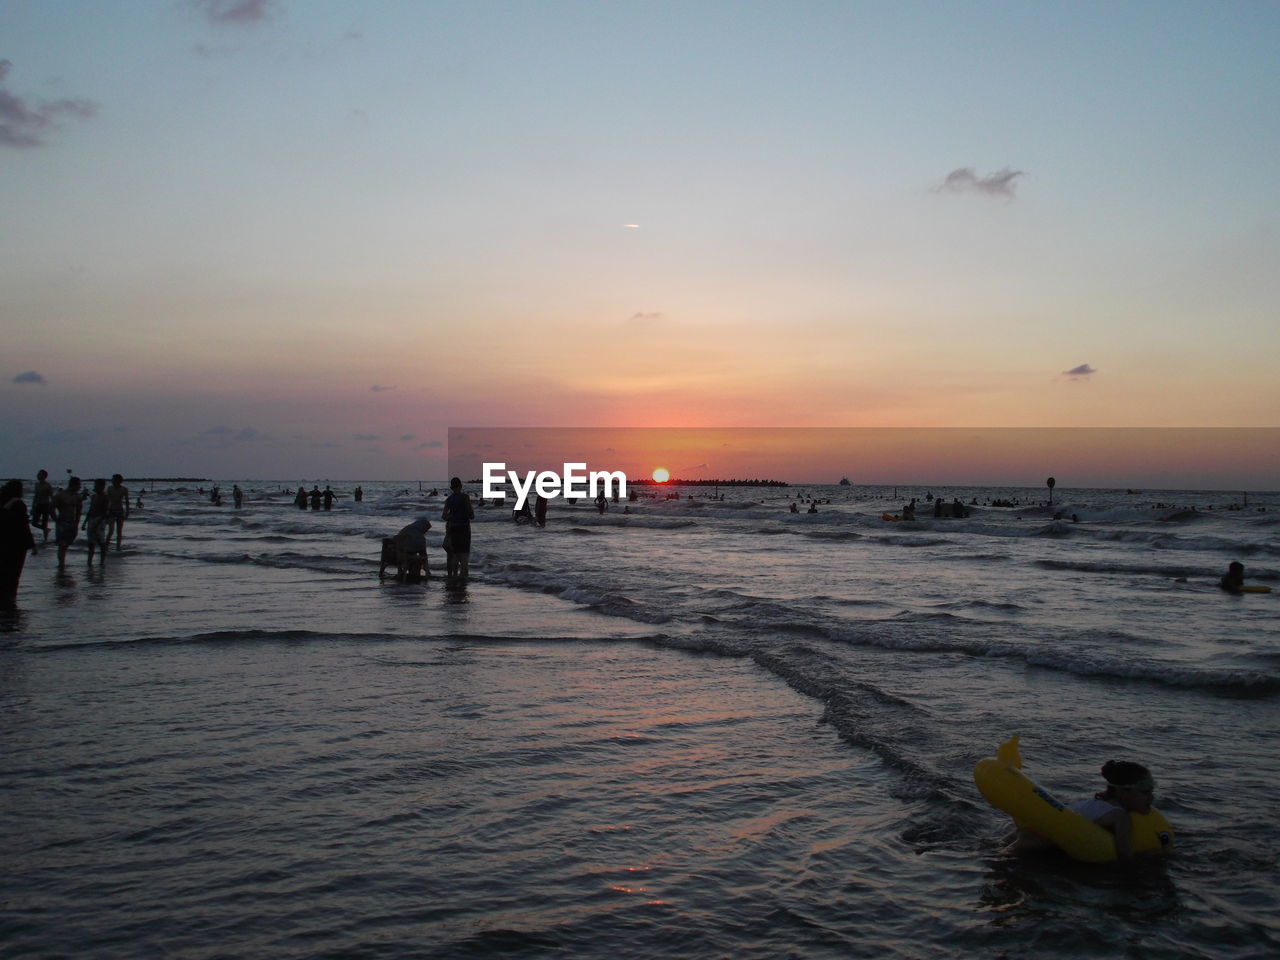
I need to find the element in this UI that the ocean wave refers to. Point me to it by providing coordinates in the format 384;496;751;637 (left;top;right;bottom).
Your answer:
479;565;675;624
1022;649;1280;697
557;515;700;531
806;622;1278;697
1035;558;1208;579
558;587;673;623
152;549;369;577
34;629;674;652
931;599;1025;614
800;529;864;541
875;535;958;548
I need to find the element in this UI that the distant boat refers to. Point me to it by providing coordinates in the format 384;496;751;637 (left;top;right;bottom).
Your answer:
839;478;851;485
1126;489;1143;494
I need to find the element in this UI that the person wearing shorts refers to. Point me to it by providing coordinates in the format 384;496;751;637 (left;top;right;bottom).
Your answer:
106;473;130;551
441;477;474;582
31;469;53;542
52;477;83;570
84;478;111;565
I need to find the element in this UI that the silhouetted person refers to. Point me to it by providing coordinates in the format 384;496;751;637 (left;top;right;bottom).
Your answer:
84;478;110;565
535;494;548;528
309;486;322;511
295;486;308;510
1;480;38;609
52;476;83;569
381;517;431;582
31;469;53;542
106;474;130;550
1219;561;1245;594
442;477;474;582
233;484;244;509
323;486;335;510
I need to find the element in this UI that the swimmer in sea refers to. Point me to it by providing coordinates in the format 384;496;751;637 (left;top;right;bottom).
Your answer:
1008;759;1159;864
1219;560;1245;594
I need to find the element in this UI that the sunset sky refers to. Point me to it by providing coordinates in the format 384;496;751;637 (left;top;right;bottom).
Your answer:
3;1;1278;482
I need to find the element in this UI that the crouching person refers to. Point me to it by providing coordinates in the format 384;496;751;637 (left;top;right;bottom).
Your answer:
380;517;431;582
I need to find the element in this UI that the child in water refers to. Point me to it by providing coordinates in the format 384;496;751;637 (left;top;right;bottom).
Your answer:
1009;760;1158;863
1066;760;1156;863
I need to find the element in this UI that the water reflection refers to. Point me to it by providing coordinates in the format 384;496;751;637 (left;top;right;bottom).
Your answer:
979;852;1181;925
53;571;78;603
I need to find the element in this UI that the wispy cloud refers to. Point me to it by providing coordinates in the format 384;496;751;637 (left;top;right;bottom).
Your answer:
199;425;269;445
629;312;664;323
370;384;396;392
195;0;278;25
12;370;47;385
935;167;1025;198
0;60;97;149
1062;363;1097;379
399;433;416;442
416;440;444;449
354;433;380;442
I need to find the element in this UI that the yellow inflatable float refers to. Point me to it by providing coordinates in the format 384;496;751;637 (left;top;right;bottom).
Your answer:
974;735;1174;863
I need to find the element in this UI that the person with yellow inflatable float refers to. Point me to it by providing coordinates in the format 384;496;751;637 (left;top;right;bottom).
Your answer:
974;735;1174;864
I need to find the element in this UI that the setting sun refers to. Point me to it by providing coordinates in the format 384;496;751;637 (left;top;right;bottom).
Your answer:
651;467;670;483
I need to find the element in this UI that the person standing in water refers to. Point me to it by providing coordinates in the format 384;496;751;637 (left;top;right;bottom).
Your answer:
31;469;53;542
83;478;111;565
1;480;38;610
442;477;474;582
106;474;130;550
52;477;83;570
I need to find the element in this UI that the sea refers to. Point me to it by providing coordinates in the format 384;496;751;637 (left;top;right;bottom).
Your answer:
2;480;1277;959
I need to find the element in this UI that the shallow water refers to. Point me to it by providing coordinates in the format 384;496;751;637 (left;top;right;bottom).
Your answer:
2;481;1277;958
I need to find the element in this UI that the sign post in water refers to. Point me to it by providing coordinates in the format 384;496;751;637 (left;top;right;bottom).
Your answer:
1047;476;1056;505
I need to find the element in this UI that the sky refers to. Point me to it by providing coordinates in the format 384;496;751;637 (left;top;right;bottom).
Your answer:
3;1;1279;483
449;427;1280;489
